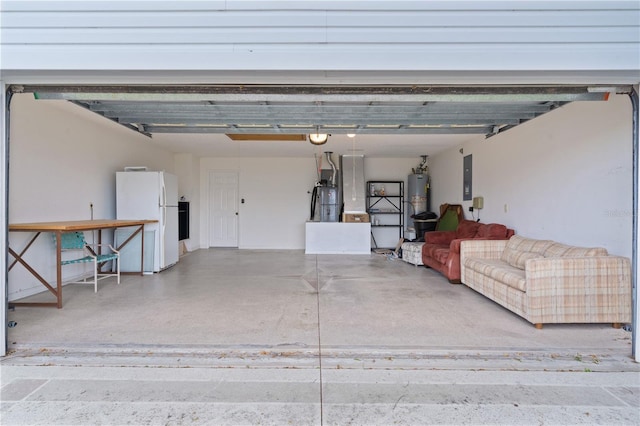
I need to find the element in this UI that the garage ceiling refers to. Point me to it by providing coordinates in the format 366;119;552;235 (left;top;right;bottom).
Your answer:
17;84;621;157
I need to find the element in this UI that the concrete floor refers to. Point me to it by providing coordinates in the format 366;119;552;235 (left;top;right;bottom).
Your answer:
2;249;639;425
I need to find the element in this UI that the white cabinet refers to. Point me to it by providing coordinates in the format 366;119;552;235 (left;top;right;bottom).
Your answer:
305;222;371;254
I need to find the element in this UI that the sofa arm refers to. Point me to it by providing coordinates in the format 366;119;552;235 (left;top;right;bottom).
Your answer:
425;230;456;245
460;240;509;285
525;256;632;324
525;256;631;291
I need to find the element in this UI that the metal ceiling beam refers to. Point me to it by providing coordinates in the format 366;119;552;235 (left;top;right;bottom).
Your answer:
36;91;608;103
144;125;491;135
26;84;622;102
70;101;152;138
103;110;540;120
102;115;539;127
85;102;556;115
19;84;626;137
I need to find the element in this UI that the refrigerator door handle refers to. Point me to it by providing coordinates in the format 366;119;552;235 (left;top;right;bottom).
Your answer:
162;206;166;231
161;205;166;265
161;182;166;207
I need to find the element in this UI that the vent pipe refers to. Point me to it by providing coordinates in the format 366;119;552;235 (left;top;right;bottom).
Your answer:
419;155;428;171
325;152;337;186
415;155;429;174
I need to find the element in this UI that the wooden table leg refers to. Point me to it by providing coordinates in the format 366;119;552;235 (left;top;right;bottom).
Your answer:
8;247;57;295
56;230;62;309
96;229;103;273
8;232;41;271
115;225;146;275
140;225;145;275
8;232;60;308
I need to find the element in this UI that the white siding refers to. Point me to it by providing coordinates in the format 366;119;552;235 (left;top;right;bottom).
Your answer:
1;1;639;76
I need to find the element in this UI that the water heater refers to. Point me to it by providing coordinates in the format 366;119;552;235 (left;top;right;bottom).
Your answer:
319;186;339;222
407;173;430;230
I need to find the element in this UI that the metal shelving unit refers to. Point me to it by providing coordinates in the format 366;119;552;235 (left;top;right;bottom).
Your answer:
366;181;404;249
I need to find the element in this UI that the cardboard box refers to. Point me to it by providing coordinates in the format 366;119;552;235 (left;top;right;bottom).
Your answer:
343;213;370;223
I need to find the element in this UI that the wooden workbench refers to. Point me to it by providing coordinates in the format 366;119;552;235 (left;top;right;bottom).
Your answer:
8;219;158;308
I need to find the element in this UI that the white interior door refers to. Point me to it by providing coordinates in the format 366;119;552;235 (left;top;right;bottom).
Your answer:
209;171;239;247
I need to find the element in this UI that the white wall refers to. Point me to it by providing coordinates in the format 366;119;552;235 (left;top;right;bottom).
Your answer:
365;158;418;182
430;94;633;258
200;157;315;249
7;94;175;301
200;156;417;250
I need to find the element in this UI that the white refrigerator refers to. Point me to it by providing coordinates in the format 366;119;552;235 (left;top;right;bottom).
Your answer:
116;171;179;272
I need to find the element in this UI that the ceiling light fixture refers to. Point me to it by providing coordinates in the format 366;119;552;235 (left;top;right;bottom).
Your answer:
347;133;356;138
309;127;328;145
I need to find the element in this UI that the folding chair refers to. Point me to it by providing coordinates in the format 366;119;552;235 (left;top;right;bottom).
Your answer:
54;231;120;292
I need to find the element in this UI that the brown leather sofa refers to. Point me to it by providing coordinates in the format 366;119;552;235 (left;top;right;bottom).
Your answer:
421;220;515;283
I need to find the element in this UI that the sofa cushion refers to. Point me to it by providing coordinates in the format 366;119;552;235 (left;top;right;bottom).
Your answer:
464;258;527;292
456;220;482;238
504;235;554;254
422;243;446;261
430;247;451;265
476;223;509;239
503;250;541;269
501;235;553;270
543;243;608;258
424;230;456;245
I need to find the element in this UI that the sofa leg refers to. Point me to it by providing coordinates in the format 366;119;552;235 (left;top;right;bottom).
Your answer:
612;323;622;329
534;323;543;329
448;279;461;284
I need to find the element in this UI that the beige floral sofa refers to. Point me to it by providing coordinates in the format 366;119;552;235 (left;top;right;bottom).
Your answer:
460;235;631;328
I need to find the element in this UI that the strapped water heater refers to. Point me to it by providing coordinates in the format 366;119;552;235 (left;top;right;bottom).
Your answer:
310;152;341;222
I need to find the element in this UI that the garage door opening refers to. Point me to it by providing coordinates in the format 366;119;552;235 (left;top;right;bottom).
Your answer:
3;84;638;364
